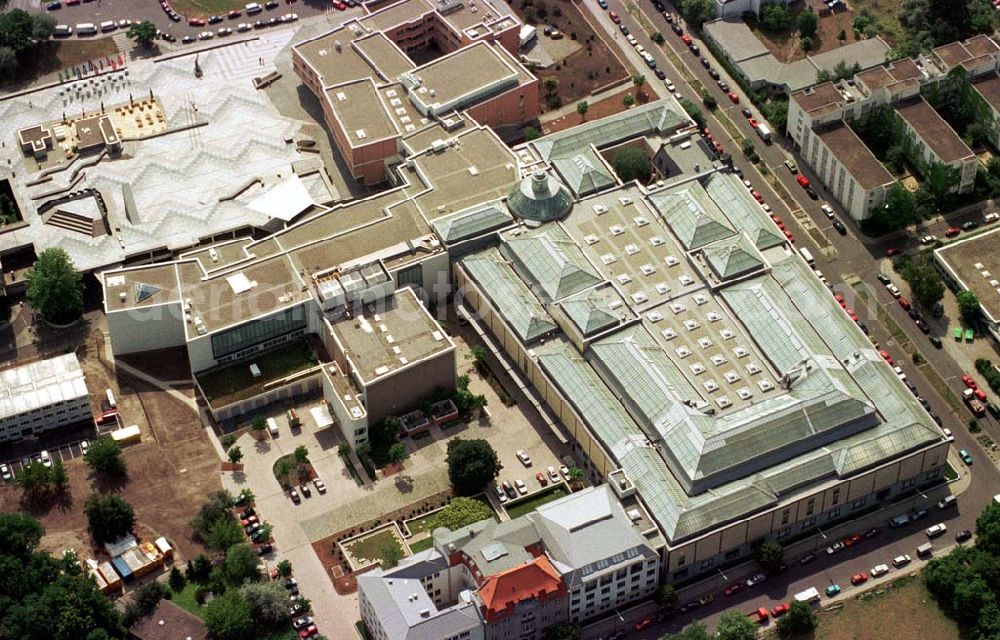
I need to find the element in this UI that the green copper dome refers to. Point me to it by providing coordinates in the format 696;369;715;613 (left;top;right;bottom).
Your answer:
507;170;574;223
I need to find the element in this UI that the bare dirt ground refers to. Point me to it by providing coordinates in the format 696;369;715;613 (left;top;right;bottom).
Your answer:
544;86;647;133
753;5;870;64
508;0;628;112
0;333;220;563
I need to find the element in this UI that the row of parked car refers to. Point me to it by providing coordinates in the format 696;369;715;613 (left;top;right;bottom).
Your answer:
493;450;572;502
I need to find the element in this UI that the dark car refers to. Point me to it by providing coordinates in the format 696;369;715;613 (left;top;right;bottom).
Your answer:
962;220;979;231
915;319;930;333
655;68;666;80
956;530;973;543
717;80;729;91
169;11;182;21
254;20;266;28
741;107;752;118
877;272;891;285
863;527;880;539
208;15;223;24
988;402;1000;418
708;68;720;80
805;185;818;199
832;219;847;235
665;12;674;23
930;335;943;348
240;508;256;519
619;24;629;35
689;43;700;55
257;543;273;555
672;23;683;35
265;0;279;7
162;32;177;42
181;35;196;43
678;601;700;613
799;552;816;565
653;0;664;9
47;1;62;9
700;57;710;68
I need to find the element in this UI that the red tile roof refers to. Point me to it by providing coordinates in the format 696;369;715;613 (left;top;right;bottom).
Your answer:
478;556;566;622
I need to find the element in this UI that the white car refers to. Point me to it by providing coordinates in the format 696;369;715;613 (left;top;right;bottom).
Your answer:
547;466;560;483
665;81;675;91
0;464;10;481
40;450;51;468
943;428;953;441
559;464;570;480
820;204;834;219
199;31;215;39
673;91;682;100
626;34;637;45
925;523;947;538
871;563;889;577
494;484;508;503
80;440;89;454
886;283;901;298
237;22;252;31
516;450;532;466
117;19;132;28
281;12;298;22
893;366;906;381
217;27;232;36
920;235;938;245
514;479;528;495
762;203;771;212
635;44;645;55
743;179;753;189
892;554;911;568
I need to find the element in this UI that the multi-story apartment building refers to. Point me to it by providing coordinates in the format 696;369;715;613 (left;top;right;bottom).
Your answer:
0;353;91;442
358;486;660;640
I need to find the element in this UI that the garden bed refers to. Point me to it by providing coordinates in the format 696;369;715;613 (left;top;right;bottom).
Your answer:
505;485;570;519
196;341;318;406
340;524;409;570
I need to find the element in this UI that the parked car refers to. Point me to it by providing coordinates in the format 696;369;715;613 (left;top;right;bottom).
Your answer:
634;617;652;631
494;484;508;503
960;449;974;465
502;481;516;499
313;478;326;494
826;584;841;597
945;226;961;237
609;10;621;23
293;616;315;630
723;582;743;596
535;472;548;486
821;204;834;218
516;450;532;466
547;466;560;483
771;603;790;617
832;219;847;235
926;523;948;538
299;483;311;498
851;572;869;585
892;554;911;568
515;479;528;495
0;464;10;481
40;451;51;468
745;573;766;587
799;552;816;565
871;564;889;577
256;543;273;555
289;488;300;503
826;541;845;555
956;530;973;543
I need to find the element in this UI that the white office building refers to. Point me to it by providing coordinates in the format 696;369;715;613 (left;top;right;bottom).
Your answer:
0;353;91;442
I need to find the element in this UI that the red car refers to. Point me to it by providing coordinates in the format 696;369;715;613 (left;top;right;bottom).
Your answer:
886;247;900;257
535;472;548;486
976;388;988;402
851;572;870;585
188;17;206;26
299;625;318;639
333;1;347;8
752;607;769;624
610;10;621;23
748;117;760;128
784;229;795;243
723;582;743;596
770;214;782;223
962;375;978;389
635;617;652;631
846;308;859;321
880;350;894;365
752;191;764;204
728;92;739;103
771;603;790;617
240;515;259;527
834;293;845;305
796;174;810;188
681;34;692;45
945;226;961;237
66;0;80;4
713;141;724;155
898;297;911;311
843;533;863;547
228;9;241;17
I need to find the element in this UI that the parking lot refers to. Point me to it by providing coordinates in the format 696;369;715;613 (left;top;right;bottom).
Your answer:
1;438;92;477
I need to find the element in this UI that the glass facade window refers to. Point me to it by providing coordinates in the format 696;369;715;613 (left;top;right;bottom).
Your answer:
211;306;308;359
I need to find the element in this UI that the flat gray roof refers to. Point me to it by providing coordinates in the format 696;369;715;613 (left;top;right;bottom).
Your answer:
895;97;973;164
935;227;1000;325
814;122;895;191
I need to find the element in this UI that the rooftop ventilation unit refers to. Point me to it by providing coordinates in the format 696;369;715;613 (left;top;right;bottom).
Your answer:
334;40;342;52
431;139;447;153
356;129;367;139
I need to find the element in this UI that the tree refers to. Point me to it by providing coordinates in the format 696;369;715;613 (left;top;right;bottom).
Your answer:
2;571;123;640
250;415;266;439
17;462;52;500
446;438;502;495
760;4;791;32
716;610;758;640
84;493;135;544
566;466;584;487
741;138;756;159
0;9;37;52
612;148;652;183
186;554;213;584
701;89;717;110
651;31;665;44
776;600;816;637
863;183;919;235
206;516;245;553
126;20;157;47
895;253;945;309
293;445;309;464
83;436;127;478
227;445;243;465
543;77;559;94
798;11;818;37
623;93;635;108
681;98;706;129
542;623;581;640
131;580;167;616
276;559;293;577
662;622;712;640
0;512;43;558
523;126;541;141
0;46;16;78
654;584;678;608
838;28;847;42
275;458;293;487
633;74;646;92
169;566;187;592
191;490;235;541
224;543;260;585
754;541;784;573
433;497;495;530
25;248;83;324
958;290;981;325
205;590;254;640
387;442;408;465
239;581;291;625
976;501;1000;556
678;0;715;28
800;35;814;51
576;101;589;120
50;459;68;494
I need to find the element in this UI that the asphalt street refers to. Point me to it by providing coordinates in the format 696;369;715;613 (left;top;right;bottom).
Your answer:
580;1;1000;637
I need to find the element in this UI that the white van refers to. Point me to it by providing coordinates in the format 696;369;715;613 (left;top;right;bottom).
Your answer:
76;23;97;35
100;20;117;32
54;24;72;37
245;2;263;13
799;247;815;265
266;417;279;437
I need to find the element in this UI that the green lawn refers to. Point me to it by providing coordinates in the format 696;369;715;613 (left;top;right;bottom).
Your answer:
196;341;317;405
169;582;205;619
344;528;407;568
406;512;441;535
505;486;570;519
409;536;434;553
